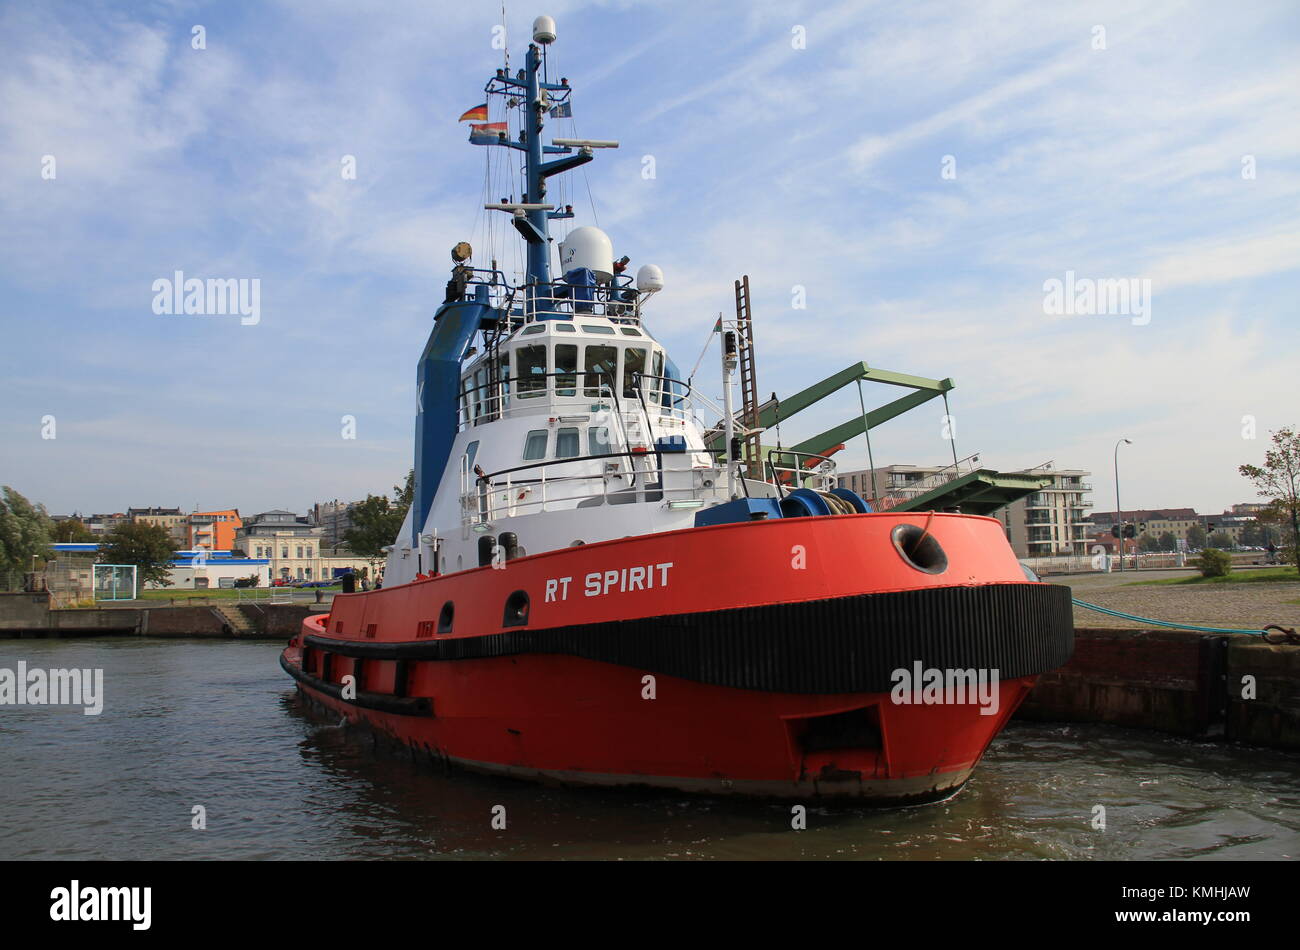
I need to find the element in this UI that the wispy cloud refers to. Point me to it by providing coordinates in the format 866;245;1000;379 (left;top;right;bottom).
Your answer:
1;0;1297;516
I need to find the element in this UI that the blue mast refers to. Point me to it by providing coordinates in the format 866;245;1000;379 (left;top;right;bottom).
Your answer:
410;22;600;552
523;43;550;288
504;41;593;298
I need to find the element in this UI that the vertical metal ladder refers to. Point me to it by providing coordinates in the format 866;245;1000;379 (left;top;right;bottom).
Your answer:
734;275;762;480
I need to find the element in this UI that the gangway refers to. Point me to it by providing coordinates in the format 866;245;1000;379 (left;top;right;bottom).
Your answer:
705;359;1046;514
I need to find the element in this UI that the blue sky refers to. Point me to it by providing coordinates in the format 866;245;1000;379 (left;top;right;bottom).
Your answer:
1;0;1297;518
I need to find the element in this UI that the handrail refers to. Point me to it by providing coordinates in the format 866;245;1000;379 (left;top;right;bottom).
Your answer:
515;274;643;323
462;441;729;524
458;370;625;430
474;447;657;484
765;449;838;497
873;453;983;507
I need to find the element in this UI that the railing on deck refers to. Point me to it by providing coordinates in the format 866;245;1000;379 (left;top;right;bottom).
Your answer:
463;449;715;525
459;370;631;430
632;373;734;433
870;453;984;510
445;267;646;324
764;450;839;495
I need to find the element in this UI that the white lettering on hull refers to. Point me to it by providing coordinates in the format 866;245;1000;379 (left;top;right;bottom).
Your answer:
544;562;674;601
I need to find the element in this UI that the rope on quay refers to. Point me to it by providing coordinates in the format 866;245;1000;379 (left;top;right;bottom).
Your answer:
1070;598;1300;642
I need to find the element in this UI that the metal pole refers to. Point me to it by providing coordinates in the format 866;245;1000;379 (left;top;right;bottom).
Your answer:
856;379;878;505
1114;438;1131;572
942;392;959;469
721;332;737;499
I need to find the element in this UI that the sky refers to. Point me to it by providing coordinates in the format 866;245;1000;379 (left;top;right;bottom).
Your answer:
1;0;1297;519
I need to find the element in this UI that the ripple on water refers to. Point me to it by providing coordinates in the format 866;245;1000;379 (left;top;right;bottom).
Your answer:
1;638;1298;860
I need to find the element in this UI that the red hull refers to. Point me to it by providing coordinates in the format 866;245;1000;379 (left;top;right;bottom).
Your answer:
282;513;1073;802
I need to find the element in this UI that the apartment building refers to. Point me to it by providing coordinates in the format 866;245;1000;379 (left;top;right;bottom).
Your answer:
1000;465;1093;557
309;499;359;548
234;510;374;581
1088;507;1263;548
128;506;187;544
187;509;242;551
836;461;1094;558
84;512;127;536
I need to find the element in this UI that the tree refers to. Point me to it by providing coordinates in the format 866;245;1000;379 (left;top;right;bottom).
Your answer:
0;486;53;578
342;471;416;560
1186;524;1207;549
343;495;404;559
395;468;415;515
1158;531;1177;552
98;521;176;588
1138;533;1162;553
52;518;94;543
1240;426;1300;574
1208;530;1234;550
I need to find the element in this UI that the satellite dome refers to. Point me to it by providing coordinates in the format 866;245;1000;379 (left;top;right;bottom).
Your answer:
533;16;556;44
636;264;664;293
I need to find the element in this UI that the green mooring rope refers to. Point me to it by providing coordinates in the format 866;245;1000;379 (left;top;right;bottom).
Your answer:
1070;598;1266;636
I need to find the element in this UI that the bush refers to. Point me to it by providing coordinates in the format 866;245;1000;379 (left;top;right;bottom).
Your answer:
1196;548;1232;578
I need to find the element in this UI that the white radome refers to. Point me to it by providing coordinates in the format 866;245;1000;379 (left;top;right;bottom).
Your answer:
559;226;614;281
533;16;556;44
636;264;664;293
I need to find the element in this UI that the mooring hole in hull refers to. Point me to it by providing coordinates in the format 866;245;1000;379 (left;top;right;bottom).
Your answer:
796;706;883;753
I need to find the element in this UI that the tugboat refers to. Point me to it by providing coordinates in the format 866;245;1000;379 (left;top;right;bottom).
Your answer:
281;15;1073;803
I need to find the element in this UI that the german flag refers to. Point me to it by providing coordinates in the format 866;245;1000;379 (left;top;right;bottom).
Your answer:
458;103;489;122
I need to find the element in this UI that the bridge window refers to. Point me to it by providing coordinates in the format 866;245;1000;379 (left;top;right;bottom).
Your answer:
555;343;577;396
589;426;611;455
582;325;616;335
555;323;576;332
517;344;547;398
623;348;647;398
620;328;643;336
584;345;617;397
521;324;546;335
496;353;510;411
523;429;548;460
651;351;664;405
556;427;580;459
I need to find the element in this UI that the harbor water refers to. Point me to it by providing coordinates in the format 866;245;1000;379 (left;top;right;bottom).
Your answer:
2;638;1297;861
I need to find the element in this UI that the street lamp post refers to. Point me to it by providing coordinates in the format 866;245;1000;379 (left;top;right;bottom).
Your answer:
1114;438;1132;572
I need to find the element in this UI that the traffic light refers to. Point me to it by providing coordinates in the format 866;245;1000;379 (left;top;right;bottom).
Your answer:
1123;523;1136;539
1139;522;1147;534
1111;524;1120;538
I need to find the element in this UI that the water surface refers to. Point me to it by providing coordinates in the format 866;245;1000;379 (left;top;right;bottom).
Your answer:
2;638;1296;860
